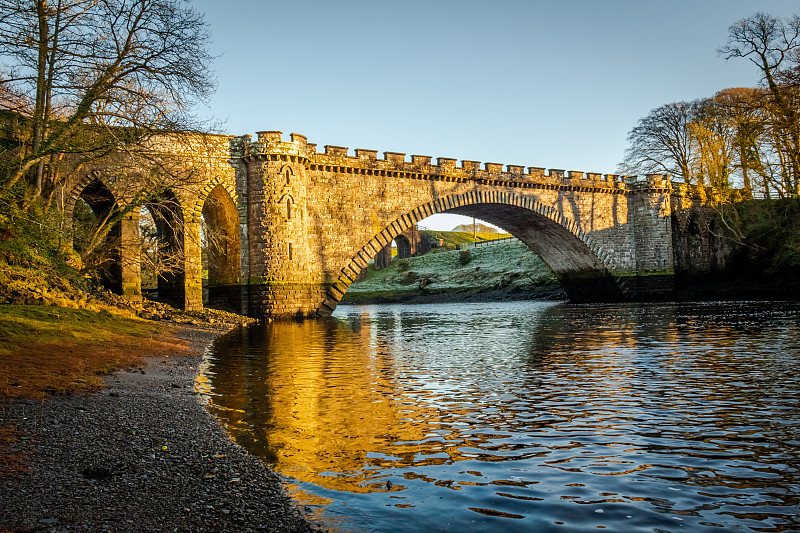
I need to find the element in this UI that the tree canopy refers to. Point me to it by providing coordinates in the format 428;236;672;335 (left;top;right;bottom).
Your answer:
0;0;216;203
620;11;800;198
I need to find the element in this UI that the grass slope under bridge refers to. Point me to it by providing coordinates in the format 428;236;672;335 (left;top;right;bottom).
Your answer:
341;240;565;304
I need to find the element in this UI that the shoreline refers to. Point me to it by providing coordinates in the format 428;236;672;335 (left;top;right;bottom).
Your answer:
0;323;321;533
341;273;800;306
341;285;566;306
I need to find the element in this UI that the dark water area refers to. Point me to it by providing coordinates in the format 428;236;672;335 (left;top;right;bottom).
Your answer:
198;301;800;532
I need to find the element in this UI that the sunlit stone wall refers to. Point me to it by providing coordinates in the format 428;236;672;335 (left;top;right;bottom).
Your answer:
54;128;723;318
241;132;678;317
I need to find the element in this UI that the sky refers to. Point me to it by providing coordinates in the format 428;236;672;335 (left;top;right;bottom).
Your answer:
190;0;800;230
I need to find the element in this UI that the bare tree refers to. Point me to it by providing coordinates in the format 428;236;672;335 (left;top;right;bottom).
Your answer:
618;100;701;183
0;0;215;203
689;97;737;190
709;88;767;195
720;11;800;195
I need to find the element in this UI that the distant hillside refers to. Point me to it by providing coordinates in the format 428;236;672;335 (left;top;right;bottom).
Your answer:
449;222;499;233
342;240;565;304
420;230;511;249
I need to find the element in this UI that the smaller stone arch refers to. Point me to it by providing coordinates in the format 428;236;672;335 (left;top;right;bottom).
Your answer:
63;172;125;234
67;175;124;293
138;189;191;306
278;193;295;220
195;182;242;310
280;164;294;185
394;234;412;259
192;176;239;224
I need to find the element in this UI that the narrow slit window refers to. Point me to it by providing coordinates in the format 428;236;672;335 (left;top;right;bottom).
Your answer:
288;242;293;261
287;199;292;219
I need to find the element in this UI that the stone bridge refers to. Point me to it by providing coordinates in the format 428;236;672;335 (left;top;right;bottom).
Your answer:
60;130;698;319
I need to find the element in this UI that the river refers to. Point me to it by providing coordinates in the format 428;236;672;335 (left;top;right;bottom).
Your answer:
198;301;800;532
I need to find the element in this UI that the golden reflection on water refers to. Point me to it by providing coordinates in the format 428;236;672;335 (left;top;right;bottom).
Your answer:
202;303;679;493
199;302;800;533
203;318;453;493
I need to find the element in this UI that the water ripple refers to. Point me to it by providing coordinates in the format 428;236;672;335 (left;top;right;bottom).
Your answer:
200;301;800;532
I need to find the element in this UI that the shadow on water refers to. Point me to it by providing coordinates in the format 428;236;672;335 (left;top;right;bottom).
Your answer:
198;301;800;533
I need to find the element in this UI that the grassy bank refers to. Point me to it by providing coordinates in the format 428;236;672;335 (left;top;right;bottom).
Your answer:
422;230;512;248
0;305;194;478
0;305;188;400
342;240;564;304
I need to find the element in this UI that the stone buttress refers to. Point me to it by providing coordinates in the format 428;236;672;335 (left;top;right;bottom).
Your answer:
244;132;331;318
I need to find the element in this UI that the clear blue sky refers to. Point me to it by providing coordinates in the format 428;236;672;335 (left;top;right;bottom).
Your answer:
190;0;799;230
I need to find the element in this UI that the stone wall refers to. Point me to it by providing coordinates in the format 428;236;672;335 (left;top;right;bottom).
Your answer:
240;132;676;317
58;129;719;319
670;186;737;276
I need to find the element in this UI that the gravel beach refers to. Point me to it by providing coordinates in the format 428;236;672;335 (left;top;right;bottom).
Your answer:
0;325;322;532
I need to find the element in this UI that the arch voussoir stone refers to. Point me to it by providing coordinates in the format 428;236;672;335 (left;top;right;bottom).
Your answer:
194;177;239;223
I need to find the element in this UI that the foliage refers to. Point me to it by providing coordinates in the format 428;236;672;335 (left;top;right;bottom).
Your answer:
0;0;216;203
459;249;471;265
0;0;217;292
733;197;800;272
720;11;800;195
620;11;800;198
0;196;76;273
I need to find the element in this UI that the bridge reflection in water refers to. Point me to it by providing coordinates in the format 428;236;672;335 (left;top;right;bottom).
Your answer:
198;301;800;533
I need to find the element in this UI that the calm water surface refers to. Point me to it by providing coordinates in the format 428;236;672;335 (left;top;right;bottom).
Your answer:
198;301;800;532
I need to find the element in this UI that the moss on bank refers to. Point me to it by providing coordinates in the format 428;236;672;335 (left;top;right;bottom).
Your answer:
0;305;187;399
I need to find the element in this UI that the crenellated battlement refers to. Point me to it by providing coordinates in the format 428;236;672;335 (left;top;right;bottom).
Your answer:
240;131;637;192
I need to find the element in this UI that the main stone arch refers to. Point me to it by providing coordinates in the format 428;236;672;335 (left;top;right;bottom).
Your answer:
319;191;620;315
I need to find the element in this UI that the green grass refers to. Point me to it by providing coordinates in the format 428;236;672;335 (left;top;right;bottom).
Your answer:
345;240;560;302
0;305;184;399
0;306;157;352
421;230;512;248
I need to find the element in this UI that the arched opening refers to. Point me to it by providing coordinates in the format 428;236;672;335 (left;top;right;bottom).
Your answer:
343;212;562;306
321;193;620;315
372;233;414;272
71;179;122;293
201;184;241;310
444;203;604;275
394;235;412;259
444;203;618;301
138;190;186;306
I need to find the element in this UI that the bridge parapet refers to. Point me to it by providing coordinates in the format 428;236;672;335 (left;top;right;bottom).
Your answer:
240;130;316;160
241;131;632;192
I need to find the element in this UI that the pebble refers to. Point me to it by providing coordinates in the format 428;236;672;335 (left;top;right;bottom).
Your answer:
0;326;323;533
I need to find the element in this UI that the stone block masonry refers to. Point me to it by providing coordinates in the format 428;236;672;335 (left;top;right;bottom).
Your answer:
240;131;677;318
58;129;730;319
